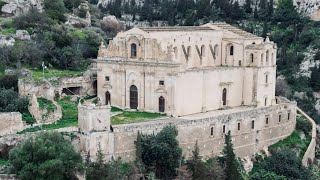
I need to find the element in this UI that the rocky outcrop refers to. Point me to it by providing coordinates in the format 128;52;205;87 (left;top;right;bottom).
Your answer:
28;94;62;124
0;35;14;46
1;0;43;16
65;2;91;27
14;30;31;41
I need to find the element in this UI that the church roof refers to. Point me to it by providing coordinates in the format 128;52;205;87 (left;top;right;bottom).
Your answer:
209;22;258;38
139;26;214;32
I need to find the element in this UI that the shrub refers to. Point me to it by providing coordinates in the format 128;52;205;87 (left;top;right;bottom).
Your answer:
0;75;18;91
0;88;28;113
9;132;82;179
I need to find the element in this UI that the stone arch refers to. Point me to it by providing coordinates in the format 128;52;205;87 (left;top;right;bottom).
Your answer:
187;46;191;58
105;91;111;105
222;88;227;106
250;53;254;63
131;43;137;58
227;44;234;56
214;44;219;59
201;45;205;57
159;96;165;112
266;50;269;65
130;85;138;109
264;97;268;106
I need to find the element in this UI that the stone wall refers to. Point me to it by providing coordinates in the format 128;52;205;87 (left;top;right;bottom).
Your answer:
80;99;296;161
0;174;19;180
0;112;23;137
298;107;317;167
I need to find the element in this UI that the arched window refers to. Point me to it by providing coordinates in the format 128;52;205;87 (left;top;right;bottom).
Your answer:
266;50;269;65
250;53;254;63
239;60;242;66
187;46;191;58
230;46;234;56
271;53;274;65
130;85;138;109
159;96;165;112
265;97;267;106
265;74;268;84
214;44;219;59
131;43;137;58
210;127;214;136
105;91;111;105
201;45;205;57
222;88;227;106
261;53;264;65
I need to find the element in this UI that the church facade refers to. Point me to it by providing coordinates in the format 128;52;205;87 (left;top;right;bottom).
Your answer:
96;23;277;117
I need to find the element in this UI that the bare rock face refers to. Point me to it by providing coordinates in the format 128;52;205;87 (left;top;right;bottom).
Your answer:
1;0;43;16
65;3;91;27
15;30;31;41
65;14;91;27
0;35;15;46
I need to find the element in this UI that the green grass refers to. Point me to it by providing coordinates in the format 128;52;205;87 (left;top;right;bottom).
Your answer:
269;130;311;160
0;27;16;35
22;112;36;125
111;106;123;112
111;111;165;125
18;97;78;134
30;68;83;81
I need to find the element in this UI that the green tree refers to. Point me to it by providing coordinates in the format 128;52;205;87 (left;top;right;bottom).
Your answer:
221;131;242;180
273;0;301;26
9;132;82;180
256;149;313;179
251;169;287;180
187;141;207;180
0;88;29;113
196;0;212;19
244;0;253;14
86;150;132;180
44;0;67;22
139;125;182;179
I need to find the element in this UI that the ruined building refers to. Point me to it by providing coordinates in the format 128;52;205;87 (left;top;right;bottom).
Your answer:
80;23;297;161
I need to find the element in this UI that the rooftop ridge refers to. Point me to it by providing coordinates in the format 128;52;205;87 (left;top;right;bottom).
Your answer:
211;22;258;38
139;26;214;32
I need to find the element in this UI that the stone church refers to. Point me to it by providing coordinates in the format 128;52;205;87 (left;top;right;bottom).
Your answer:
79;23;296;161
96;23;277;117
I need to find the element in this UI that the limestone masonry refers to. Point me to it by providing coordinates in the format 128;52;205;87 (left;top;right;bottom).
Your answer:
80;23;297;161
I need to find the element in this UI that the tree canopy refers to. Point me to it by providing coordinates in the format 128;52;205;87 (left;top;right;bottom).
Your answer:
9;132;82;180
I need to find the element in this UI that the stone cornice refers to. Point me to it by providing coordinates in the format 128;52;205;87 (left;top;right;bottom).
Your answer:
95;58;180;68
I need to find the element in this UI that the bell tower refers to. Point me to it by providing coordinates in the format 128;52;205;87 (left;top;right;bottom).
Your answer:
78;103;113;162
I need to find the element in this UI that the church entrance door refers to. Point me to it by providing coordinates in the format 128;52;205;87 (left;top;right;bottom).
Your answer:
159;96;165;112
130;85;138;109
222;88;227;106
106;91;111;105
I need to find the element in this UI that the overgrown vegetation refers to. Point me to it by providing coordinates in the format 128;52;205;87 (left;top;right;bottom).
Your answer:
250;114;314;179
37;97;57;120
18;96;78;133
269;115;311;159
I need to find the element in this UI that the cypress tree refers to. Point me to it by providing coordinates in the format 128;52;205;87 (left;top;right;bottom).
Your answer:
244;0;253;14
221;131;242;180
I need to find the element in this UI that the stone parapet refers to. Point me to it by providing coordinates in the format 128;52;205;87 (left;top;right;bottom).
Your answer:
298;107;317;167
100;102;296;161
